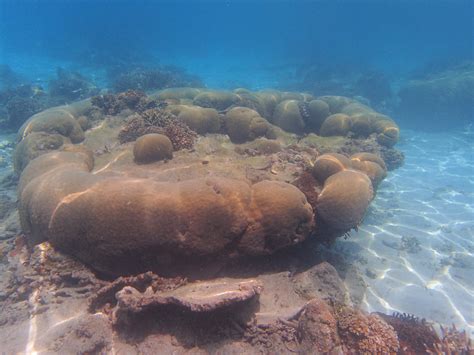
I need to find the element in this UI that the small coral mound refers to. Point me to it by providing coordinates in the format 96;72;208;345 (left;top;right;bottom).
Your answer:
118;108;197;150
225;107;275;143
350;152;387;187
371;116;400;147
176;106;220;134
319;113;352;137
193;90;239;111
133;134;173;164
306;99;330;132
311;153;352;184
316;169;373;231
272;99;306;134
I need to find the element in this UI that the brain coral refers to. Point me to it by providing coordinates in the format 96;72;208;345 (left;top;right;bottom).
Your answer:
350;152;387;187
18;148;314;275
177;106;220;134
193;90;239;111
225;107;275;143
319;114;352;137
311;153;352;184
271;99;306;134
14;89;399;278
316;169;373;231
133;133;173;164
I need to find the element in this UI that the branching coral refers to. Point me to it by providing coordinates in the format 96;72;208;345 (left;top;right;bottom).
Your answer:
379;312;472;354
118;108;197;150
91;90;154;115
436;324;472;354
336;306;399;354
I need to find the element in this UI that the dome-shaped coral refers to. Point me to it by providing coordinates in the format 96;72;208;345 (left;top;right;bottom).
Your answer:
177;106;220;134
193;90;239;111
155;87;202;101
351;152;387;187
319;113;352;137
311;153;352;184
316;169;373;231
133;133;173;164
225;107;274;143
341;102;374;116
319;95;355;114
350;112;377;138
371;116;400;147
272;99;306;134
254;90;281;118
306;99;330;132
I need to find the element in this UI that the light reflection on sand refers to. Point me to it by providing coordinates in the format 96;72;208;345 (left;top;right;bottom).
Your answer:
337;129;474;335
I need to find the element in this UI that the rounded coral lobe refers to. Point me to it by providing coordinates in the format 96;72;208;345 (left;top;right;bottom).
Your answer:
133;133;173;164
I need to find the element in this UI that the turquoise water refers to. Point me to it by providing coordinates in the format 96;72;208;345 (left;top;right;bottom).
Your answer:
0;0;473;351
335;128;474;335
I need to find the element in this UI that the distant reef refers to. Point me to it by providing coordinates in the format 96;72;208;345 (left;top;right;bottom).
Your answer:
397;62;474;130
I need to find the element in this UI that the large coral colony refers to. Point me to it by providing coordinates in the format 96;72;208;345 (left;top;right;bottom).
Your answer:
10;86;471;353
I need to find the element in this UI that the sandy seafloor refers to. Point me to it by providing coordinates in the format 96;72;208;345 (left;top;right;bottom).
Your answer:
334;127;474;335
0;123;473;336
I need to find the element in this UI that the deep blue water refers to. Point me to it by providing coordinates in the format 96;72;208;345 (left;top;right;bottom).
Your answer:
1;0;472;129
1;0;472;69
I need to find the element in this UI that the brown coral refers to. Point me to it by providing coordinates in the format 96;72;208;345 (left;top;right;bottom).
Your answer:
133;134;173;164
118;108;197;150
336;306;399;354
91;90;157;115
316;169;373;231
298;298;341;353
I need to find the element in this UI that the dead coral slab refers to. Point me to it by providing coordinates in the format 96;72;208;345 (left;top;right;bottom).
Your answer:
113;279;263;326
88;271;186;312
156;278;263;312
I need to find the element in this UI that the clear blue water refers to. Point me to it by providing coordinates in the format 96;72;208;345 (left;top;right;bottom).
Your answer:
0;0;473;347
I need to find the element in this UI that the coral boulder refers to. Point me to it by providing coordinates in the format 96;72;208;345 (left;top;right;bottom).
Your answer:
133;133;173;164
316;170;373;231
